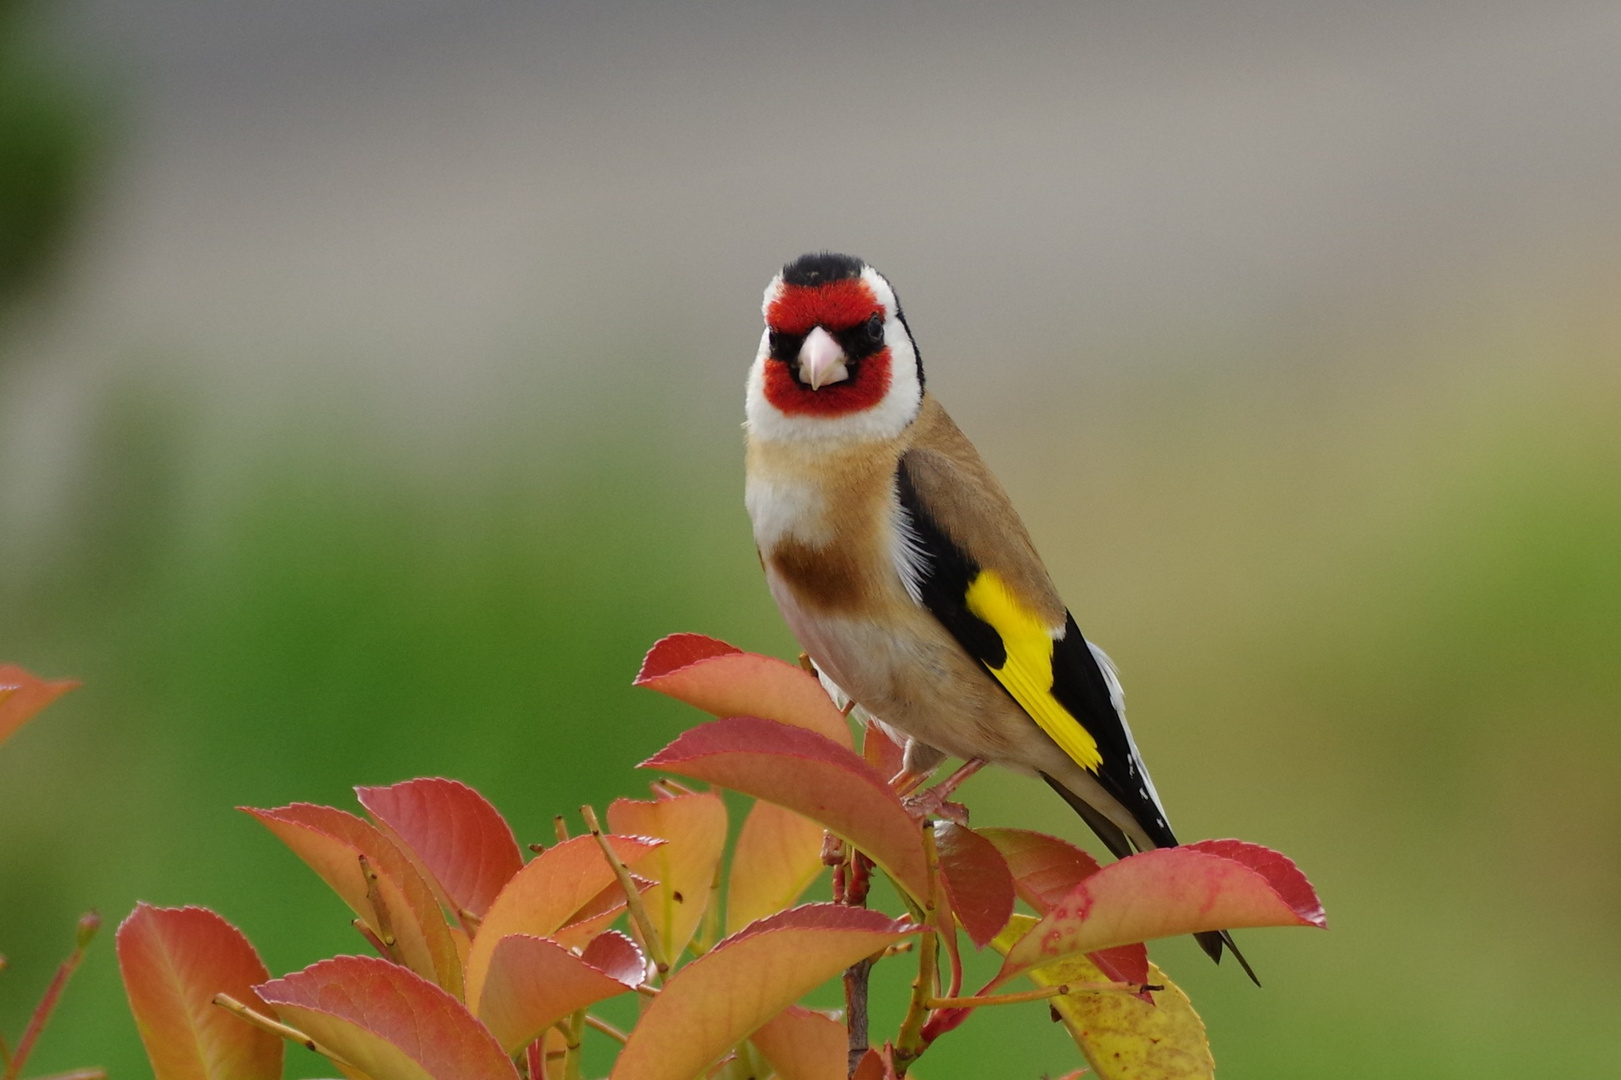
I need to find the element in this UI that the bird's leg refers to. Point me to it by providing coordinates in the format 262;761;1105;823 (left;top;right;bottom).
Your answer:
887;766;933;797
902;759;986;824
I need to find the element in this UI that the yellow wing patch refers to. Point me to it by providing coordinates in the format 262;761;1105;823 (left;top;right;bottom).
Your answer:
964;570;1103;772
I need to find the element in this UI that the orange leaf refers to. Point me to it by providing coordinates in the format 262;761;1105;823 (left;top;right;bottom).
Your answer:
256;955;518;1080
726;799;826;934
356;778;523;922
750;1005;846;1080
464;833;660;1012
116;904;281;1080
549;874;655;950
642;716;928;902
243;804;462;996
934;823;1015;949
635;634;851;748
610;905;913;1080
979;827;1146;986
998;841;1326;980
476;934;641;1053
0;665;77;747
608;790;728;960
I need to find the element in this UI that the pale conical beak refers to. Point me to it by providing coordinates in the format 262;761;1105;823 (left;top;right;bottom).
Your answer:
798;326;849;390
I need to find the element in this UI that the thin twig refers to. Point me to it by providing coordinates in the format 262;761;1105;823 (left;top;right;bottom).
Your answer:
213;994;357;1070
926;981;1159;1009
5;913;99;1080
581;804;670;974
583;1013;628;1044
357;854;401;963
554;814;571;843
26;1070;108;1080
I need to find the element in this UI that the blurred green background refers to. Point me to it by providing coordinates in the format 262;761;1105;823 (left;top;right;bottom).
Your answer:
2;2;1619;1077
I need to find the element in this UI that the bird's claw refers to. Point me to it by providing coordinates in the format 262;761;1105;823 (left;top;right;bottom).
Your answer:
902;789;970;825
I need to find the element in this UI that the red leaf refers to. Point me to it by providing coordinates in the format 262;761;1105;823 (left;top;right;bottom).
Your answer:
934;823;1016;949
476;934;641;1053
642;716;928;902
637;634;742;678
978;828;1102;912
464;833;660;1013
607;791;729;960
580;929;648;985
635;636;851;749
998;842;1326;980
610;905;913;1080
257;955;518;1080
726;800;826;934
860;721;905;781
243;804;462;995
116;904;282;1080
356;778;523;922
0;665;77;747
851;1049;898;1080
1188;839;1326;925
750;1005;845;1080
979;827;1147;986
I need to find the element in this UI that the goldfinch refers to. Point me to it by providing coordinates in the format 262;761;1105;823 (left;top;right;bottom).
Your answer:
743;252;1255;982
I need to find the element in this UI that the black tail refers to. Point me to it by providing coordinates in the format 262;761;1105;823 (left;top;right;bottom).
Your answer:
1042;774;1261;987
1195;929;1261;987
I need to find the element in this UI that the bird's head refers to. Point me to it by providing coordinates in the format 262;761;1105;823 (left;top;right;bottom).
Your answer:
746;253;923;443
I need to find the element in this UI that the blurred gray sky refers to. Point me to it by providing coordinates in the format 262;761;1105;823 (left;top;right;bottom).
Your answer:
5;0;1620;495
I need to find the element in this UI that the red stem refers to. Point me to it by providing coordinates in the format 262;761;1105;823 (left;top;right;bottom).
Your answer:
5;930;93;1080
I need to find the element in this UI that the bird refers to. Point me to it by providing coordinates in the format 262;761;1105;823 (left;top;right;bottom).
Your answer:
742;251;1256;983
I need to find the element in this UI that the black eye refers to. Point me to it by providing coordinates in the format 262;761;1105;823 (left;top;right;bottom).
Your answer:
864;313;885;344
767;328;803;361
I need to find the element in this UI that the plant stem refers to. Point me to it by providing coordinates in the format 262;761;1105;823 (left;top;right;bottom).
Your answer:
4;913;99;1080
212;994;357;1070
892;823;941;1077
583;1013;628;1045
836;846;875;1078
357;854;402;964
560;1010;587;1080
581;804;670;975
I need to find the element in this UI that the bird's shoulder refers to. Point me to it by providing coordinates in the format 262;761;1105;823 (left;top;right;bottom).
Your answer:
899;396;1066;628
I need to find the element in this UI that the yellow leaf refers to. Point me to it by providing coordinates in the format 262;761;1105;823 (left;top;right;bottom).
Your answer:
994;915;1214;1080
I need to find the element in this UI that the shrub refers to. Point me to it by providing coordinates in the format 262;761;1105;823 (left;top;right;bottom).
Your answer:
113;634;1325;1079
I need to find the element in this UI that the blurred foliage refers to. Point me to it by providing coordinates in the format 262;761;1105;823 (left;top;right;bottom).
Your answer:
0;345;1617;1077
0;0;99;320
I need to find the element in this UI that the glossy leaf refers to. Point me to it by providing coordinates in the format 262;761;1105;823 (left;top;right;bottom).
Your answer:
357;778;523;922
999;841;1326;980
476;934;641;1053
934;823;1016;948
636;634;851;748
643;716;928;902
726;799;826;934
257;955;518;1080
0;664;77;747
610;905;913;1080
244;804;462;995
608;790;728;960
750;1005;846;1080
995;915;1214;1080
464;833;660;1012
980;827;1147;985
116;904;282;1080
581;928;649;983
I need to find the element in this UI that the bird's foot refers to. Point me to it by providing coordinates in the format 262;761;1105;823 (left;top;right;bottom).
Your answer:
903;788;971;824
